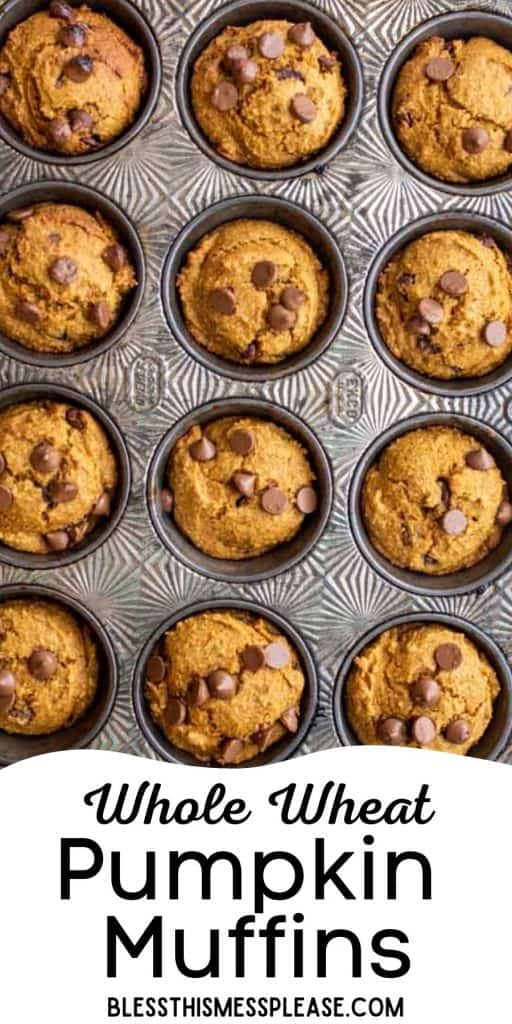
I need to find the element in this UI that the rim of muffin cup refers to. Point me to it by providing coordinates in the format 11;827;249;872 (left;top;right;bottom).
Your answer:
332;611;512;762
132;597;318;767
0;382;131;570
161;195;348;382
378;10;512;198
146;396;333;584
0;0;162;167
0;180;145;368
175;0;364;182
0;582;118;765
364;211;512;398
349;411;512;599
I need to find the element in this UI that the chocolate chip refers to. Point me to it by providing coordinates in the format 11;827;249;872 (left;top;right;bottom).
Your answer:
407;315;431;336
28;648;57;681
418;297;443;324
7;206;33;222
217;737;244;764
146;655;166;683
49;0;76;19
434;643;462;671
410;677;441;707
233;59;258;85
70;519;91;546
441;508;467;535
445;719;471;744
261;486;288;515
264;642;289;669
425;57;454;81
0;668;16;714
0;485;12;510
296;485;317;513
376;717;406;745
281;286;305;311
253;723;282;752
232;471;256;497
49;256;78;284
276;67;305;82
0;453;5;474
465;448;495;471
69;108;94;131
47;481;78;503
48;232;61;244
0;230;10;256
57;23;87;46
166;698;187;726
437;477;450;507
44;530;69;551
66;408;85;430
30;442;61;473
209;287;236;315
290;93;317;123
224;44;248;68
242;645;265;671
102;244;126;272
187;676;209;707
207;669;237;700
480;234;497;248
484;320;507;347
63;55;93;82
462;126;489;154
411;716;436;745
0;74;10;97
496;500;512;526
251;260;276;288
16;300;41;325
280;706;299;732
211;81;238;111
288;22;315;48
268;303;296;331
504;129;512;154
318;54;338;73
161;487;173;513
47;116;72;146
189;436;216;462
439;270;467;297
229;429;254;455
87;302;111;330
243;342;258;362
258;32;284;59
93;491;112;515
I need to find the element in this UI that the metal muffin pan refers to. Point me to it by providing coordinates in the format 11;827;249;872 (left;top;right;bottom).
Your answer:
132;597;318;767
0;0;162;166
161;195;348;382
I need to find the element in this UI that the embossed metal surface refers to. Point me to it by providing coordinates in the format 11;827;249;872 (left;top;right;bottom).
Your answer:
0;0;511;763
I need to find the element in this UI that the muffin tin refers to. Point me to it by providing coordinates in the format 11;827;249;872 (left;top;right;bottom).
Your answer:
0;0;511;766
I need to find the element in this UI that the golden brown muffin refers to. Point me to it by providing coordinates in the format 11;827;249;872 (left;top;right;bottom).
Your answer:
0;2;147;155
0;598;98;735
0;202;136;353
167;415;318;560
145;609;305;765
178;219;329;364
0;400;117;554
345;623;500;755
191;19;345;169
392;36;512;184
362;426;512;575
376;230;512;380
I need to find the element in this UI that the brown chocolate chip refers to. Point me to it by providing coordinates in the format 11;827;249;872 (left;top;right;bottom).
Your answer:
480;234;497;248
0;669;16;714
0;74;10;97
445;719;471;744
87;301;111;330
48;232;61;244
0;453;5;475
484;320;507;347
418;297;443;324
166;697;187;726
288;22;315;48
232;471;256;497
229;429;254;455
281;286;305;311
276;67;305;82
47;116;72;146
410;677;441;708
217;737;244;764
209;287;236;315
441;509;467;535
504;129;512;154
411;715;437;745
161;487;173;513
296;485;317;514
66;407;85;430
243;341;258;362
69;108;94;132
49;256;78;284
268;303;296;332
16;300;41;325
223;44;248;69
63;55;93;82
207;669;237;700
465;448;495;471
93;490;111;514
259;32;284;59
57;22;87;46
28;648;57;681
376;717;407;745
233;59;258;85
146;655;166;683
211;81;238;111
102;244;126;272
496;500;512;526
435;642;462;671
462;126;489;154
438;477;450;507
49;0;76;19
251;260;276;288
0;230;10;256
189;436;216;462
70;519;91;546
47;480;78;503
7;206;33;222
30;442;61;473
264;642;289;669
187;676;210;707
261;486;288;515
407;315;431;336
318;54;338;73
242;645;265;671
425;57;454;82
44;530;70;551
439;270;467;297
0;485;12;510
280;706;299;732
253;723;282;752
290;93;317;123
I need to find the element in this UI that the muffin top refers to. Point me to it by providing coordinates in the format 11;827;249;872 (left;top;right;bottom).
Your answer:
0;400;117;554
376;230;512;380
361;426;511;575
166;415;318;560
177;219;329;365
345;623;500;755
145;609;305;765
0;598;99;736
392;36;512;184
0;2;147;156
190;19;345;169
0;202;136;353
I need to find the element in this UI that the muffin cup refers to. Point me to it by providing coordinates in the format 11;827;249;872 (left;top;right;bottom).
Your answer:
175;0;364;182
0;382;131;570
332;611;512;762
133;597;318;767
378;10;512;197
349;412;512;598
0;180;145;367
364;211;512;398
0;582;118;765
161;195;348;382
0;0;162;167
147;396;333;583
